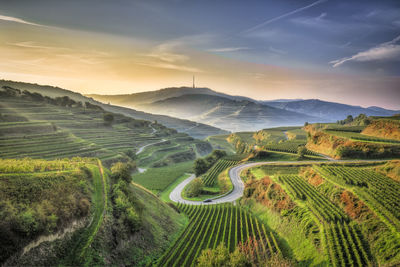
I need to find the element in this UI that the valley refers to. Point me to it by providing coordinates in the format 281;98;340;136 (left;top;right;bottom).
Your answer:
0;82;399;266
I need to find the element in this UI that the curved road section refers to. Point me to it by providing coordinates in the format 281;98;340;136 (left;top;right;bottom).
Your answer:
169;159;386;205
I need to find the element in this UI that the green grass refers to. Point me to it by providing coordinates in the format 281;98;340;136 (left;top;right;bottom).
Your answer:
249;203;328;266
206;134;236;154
65;161;107;264
132;161;193;193
159;173;191;202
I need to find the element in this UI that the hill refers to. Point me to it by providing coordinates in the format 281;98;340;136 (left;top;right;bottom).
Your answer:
304;117;400;159
0;158;187;266
0;80;227;139
264;99;399;122
136;94;318;132
87;86;255;107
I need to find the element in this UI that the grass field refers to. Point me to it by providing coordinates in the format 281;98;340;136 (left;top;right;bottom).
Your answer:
132;161;193;193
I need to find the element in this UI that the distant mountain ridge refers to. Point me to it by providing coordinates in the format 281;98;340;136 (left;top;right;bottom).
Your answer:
265;99;399;121
87;86;399;132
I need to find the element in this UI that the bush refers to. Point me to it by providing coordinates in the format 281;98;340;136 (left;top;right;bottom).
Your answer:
185;178;204;198
297;146;307;158
103;113;114;126
111;161;136;182
194;150;227;176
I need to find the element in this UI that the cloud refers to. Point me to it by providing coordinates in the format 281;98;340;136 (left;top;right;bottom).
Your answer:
141;37;205;73
330;35;400;67
242;0;327;33
207;47;249;52
0;14;43;27
268;46;287;55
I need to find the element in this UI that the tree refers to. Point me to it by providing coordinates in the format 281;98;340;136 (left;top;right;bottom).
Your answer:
297;146;307;158
304;122;309;126
111;161;136;182
185;178;203;197
103;113;114;126
194;158;209;176
344;115;354;124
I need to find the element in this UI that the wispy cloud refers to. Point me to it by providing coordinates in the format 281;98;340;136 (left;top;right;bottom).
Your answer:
330;35;400;67
207;47;248;52
269;46;287;55
242;0;328;33
0;14;43;27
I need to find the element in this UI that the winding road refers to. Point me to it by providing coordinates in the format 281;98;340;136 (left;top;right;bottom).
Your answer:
169;159;387;205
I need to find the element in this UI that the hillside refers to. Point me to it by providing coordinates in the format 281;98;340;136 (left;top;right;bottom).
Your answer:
361;117;400;140
0;80;227;139
138;94;318;132
265;99;399;122
0;158;187;266
304;120;400;159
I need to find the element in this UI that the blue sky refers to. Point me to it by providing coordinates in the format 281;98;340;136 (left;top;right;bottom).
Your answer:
0;0;399;108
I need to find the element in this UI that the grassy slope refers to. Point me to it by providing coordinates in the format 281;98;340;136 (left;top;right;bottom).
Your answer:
0;158;104;265
86;181;188;266
132;161;193;194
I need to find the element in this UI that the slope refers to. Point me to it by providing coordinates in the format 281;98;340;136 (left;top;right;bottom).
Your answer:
0;80;227;139
140;94;318;132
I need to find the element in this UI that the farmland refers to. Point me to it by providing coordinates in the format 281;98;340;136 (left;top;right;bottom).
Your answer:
0;91;210;169
157;204;282;267
242;161;400;266
202;159;239;186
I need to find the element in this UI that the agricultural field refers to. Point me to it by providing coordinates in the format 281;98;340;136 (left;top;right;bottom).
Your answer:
202;159;239;186
157;204;282;267
0;89;210;171
223;127;320;156
242;161;400;266
314;165;400;231
132;161;193;193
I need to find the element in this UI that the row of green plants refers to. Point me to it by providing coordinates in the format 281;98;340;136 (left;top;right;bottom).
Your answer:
264;141;318;156
314;165;400;231
275;174;373;266
202;160;239;186
323;221;371;267
324;130;400;144
277;175;347;222
157;204;281;267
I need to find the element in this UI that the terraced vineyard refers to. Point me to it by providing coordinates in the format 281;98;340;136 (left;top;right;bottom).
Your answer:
324;221;371;267
264;140;318;156
276;174;372;266
324;130;400;144
314;165;400;231
0;94;207;169
157;204;281;267
277;175;347;222
202;159;239;186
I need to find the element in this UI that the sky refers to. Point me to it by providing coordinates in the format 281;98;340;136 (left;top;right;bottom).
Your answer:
0;0;399;109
